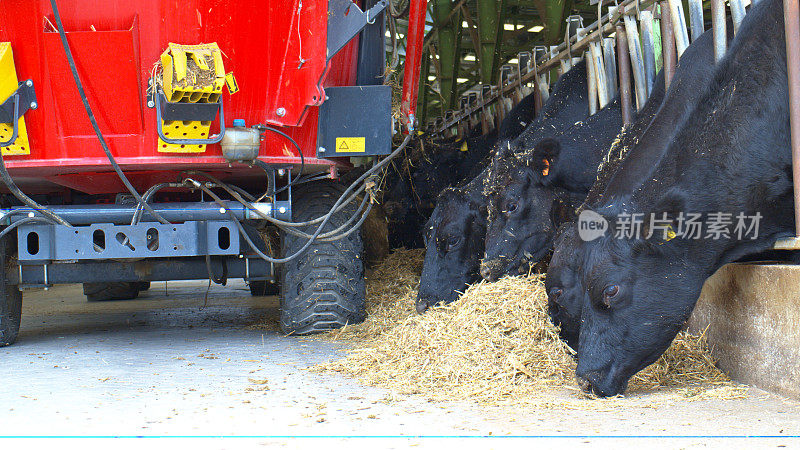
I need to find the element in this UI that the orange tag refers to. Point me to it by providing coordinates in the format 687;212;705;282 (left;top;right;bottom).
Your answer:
542;159;550;176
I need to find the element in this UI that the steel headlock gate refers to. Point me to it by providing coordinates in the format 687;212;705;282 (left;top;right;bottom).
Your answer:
427;0;754;137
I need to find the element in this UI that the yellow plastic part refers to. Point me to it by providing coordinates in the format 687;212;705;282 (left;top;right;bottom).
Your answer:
225;72;239;94
0;43;30;156
158;43;236;153
158;120;210;153
160;43;225;103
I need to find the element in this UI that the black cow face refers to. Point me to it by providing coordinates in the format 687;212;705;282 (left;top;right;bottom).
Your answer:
545;224;584;350
416;190;487;313
481;165;557;281
575;234;703;397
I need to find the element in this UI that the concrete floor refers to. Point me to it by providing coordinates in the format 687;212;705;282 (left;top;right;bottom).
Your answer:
2;281;800;447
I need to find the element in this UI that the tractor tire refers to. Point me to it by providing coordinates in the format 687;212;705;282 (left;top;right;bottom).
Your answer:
279;180;366;335
83;282;141;302
0;235;22;347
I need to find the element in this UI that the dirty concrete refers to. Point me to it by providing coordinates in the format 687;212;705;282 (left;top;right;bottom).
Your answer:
2;280;800;447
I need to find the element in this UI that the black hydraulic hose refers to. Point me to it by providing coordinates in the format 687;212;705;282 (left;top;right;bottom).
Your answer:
259;126;304;194
317;198;374;242
50;0;169;225
0;99;71;226
131;182;175;225
281;189;371;240
196;135;412;264
186;169;367;228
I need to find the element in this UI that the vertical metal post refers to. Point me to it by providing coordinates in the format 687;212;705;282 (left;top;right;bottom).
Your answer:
477;0;500;83
418;48;431;127
730;0;746;35
711;0;727;62
688;0;705;42
534;46;550;106
784;0;800;236
590;41;610;108
481;85;493;132
585;33;598;115
603;37;618;97
668;0;690;58
617;23;634;126
660;1;677;89
432;0;456;110
640;10;657;96
543;0;572;45
624;15;648;110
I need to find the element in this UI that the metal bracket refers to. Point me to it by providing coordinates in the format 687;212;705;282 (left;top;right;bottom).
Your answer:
327;0;388;59
0;80;37;147
16;220;240;262
149;86;225;145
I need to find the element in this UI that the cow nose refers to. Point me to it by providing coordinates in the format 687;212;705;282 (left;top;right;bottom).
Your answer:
415;301;429;314
479;264;493;281
576;371;602;395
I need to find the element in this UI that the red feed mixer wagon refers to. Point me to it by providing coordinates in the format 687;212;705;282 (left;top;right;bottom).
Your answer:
0;0;427;345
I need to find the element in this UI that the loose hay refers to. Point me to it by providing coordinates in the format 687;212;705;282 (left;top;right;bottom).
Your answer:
316;250;745;405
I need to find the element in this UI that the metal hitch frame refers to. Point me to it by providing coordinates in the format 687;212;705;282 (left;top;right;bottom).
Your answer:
16;220;241;262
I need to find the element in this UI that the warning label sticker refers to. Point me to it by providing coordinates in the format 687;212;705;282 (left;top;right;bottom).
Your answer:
335;137;366;153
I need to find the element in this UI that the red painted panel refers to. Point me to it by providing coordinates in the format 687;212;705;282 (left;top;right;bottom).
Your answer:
42;16;143;136
0;0;365;193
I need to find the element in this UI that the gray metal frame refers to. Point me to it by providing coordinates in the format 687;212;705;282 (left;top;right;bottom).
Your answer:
17;220;240;262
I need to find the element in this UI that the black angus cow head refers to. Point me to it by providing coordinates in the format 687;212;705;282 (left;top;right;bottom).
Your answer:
416;185;487;313
480;141;582;282
573;202;707;397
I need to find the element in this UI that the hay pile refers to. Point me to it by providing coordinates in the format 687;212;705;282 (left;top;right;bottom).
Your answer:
318;250;742;405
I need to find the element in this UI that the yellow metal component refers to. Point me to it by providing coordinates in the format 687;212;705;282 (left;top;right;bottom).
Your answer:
158;120;210;153
160;43;226;103
0;43;30;155
335;137;366;153
460;140;468;152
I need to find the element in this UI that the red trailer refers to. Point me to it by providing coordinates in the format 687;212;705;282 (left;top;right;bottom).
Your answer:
0;0;426;345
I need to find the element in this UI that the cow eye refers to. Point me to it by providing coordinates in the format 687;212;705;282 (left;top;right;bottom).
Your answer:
548;287;563;301
505;202;518;213
602;285;620;306
445;236;461;251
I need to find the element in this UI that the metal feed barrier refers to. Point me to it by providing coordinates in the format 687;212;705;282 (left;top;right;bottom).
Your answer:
428;0;760;138
429;0;800;252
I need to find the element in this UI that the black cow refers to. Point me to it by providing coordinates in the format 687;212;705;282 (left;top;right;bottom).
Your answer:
383;130;497;248
416;173;488;313
415;61;590;312
481;95;627;281
546;25;730;351
574;0;793;397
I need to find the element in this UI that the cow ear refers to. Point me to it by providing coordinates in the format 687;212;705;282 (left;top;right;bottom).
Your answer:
642;190;687;243
530;138;561;178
